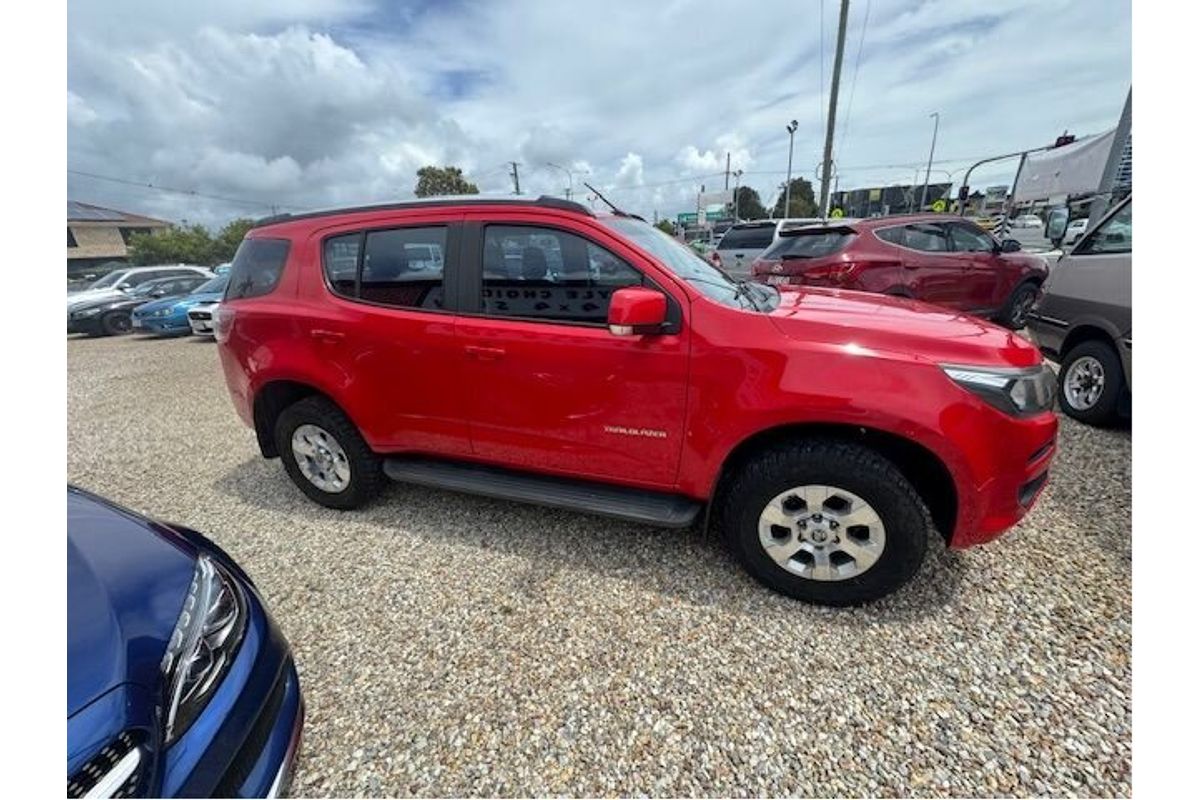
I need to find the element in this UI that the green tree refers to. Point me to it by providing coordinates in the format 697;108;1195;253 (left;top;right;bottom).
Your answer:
126;217;256;266
213;218;255;263
771;178;819;218
654;219;676;236
734;186;768;220
414;165;479;197
127;224;216;266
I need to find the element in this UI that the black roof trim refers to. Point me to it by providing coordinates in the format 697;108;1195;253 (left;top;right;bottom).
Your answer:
252;195;595;229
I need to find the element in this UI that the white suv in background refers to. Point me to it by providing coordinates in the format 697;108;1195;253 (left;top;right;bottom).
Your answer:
66;265;213;311
714;218;824;277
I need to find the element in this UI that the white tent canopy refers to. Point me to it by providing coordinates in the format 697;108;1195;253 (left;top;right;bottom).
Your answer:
1011;129;1117;203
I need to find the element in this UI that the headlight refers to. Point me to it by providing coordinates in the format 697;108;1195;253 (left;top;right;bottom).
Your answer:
74;307;103;318
941;363;1056;416
160;555;247;744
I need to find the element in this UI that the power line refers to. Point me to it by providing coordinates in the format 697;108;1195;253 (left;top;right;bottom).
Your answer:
67;169;284;210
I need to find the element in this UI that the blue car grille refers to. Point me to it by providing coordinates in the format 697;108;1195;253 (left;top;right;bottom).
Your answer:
68;731;143;798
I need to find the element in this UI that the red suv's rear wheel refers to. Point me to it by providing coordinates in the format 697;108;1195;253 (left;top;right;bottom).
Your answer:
274;396;384;509
718;439;931;606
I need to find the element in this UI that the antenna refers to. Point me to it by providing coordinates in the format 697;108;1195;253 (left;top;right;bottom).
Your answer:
583;182;619;213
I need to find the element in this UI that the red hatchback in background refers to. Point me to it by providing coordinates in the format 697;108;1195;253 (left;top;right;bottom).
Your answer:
749;215;1049;329
216;196;1056;606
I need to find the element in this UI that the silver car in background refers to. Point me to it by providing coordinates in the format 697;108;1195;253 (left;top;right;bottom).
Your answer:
714;218;824;278
1027;195;1131;426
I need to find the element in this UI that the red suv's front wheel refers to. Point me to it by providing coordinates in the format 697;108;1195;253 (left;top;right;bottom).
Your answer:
718;439;932;605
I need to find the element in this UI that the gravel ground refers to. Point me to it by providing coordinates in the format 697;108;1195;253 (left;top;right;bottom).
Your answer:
67;334;1131;797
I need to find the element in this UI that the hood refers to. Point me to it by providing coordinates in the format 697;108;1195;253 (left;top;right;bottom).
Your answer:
67;488;196;717
186;290;224;304
67;289;124;310
133;295;190;316
768;287;1042;368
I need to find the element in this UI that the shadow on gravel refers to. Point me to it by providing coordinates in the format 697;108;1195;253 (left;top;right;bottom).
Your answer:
214;456;969;624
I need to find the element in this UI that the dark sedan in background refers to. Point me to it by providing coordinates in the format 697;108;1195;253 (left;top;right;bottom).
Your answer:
67;275;209;337
67;486;303;797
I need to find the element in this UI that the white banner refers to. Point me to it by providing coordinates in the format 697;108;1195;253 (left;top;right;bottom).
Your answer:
1012;129;1117;203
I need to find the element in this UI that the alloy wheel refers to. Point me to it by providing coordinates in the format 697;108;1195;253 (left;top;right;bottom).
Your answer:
291;424;351;493
757;485;886;581
1063;355;1106;411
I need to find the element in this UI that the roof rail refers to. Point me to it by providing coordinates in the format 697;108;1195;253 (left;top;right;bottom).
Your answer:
252;194;595;228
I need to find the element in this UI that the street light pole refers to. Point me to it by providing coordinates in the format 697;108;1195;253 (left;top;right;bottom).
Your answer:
784;120;798;217
545;162;574;200
919;112;940;211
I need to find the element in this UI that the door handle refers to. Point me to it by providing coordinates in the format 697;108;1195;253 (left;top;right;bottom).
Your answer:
310;329;345;343
464;345;506;361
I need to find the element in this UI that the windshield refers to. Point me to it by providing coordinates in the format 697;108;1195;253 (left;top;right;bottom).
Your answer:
87;271;125;290
129;281;166;297
193;274;230;294
601;217;777;312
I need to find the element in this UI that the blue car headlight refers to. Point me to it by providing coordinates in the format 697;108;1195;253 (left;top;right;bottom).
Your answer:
160;555;247;744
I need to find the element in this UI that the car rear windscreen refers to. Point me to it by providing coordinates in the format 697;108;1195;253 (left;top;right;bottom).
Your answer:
716;225;776;250
225;238;290;300
762;228;856;259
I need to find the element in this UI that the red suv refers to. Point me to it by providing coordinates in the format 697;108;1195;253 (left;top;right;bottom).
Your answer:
749;215;1049;329
216;197;1057;606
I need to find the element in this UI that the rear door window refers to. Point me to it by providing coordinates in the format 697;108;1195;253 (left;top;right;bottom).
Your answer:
359;227;447;309
878;224;950;252
716;225;776;251
226;238;290;300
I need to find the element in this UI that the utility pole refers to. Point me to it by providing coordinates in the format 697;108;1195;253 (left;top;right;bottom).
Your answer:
509;161;521;194
732;169;743;220
819;0;851;217
724;152;731;190
785;120;798;217
919;112;940;211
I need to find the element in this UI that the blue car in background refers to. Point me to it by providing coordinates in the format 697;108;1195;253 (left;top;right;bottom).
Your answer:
132;274;230;335
67;486;303;798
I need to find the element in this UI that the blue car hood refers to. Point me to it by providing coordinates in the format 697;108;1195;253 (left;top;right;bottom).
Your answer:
134;291;224;317
67;489;196;717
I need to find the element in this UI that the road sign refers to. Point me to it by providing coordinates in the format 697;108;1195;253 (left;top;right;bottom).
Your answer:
931;198;947;213
829;207;845;218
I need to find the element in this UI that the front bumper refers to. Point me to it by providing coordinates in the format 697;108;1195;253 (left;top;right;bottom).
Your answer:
949;408;1058;549
134;314;191;335
188;309;216;335
1026;312;1068;360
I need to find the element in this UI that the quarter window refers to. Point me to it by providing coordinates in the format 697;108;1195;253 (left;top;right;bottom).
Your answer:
481;226;642;323
226;238;290;300
323;234;361;296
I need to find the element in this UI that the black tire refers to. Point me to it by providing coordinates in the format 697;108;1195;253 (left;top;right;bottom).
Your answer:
274;396;384;509
997;281;1038;330
1057;339;1123;426
100;311;132;336
716;439;932;606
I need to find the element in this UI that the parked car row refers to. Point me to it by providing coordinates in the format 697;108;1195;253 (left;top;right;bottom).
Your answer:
68;266;230;339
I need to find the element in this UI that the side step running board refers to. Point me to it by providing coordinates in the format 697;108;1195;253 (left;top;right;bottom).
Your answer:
383;458;702;528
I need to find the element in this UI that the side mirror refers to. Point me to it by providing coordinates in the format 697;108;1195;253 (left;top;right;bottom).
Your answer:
608;286;667;336
1001;239;1022;253
1045;206;1069;241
